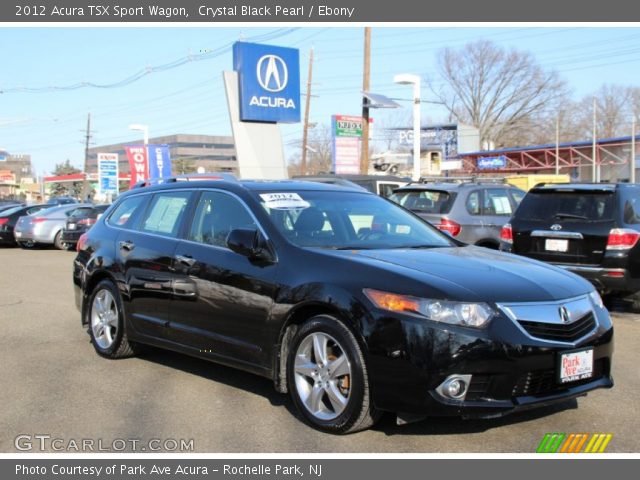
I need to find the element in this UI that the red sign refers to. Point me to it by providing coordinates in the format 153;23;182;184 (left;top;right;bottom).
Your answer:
0;169;16;183
125;146;149;189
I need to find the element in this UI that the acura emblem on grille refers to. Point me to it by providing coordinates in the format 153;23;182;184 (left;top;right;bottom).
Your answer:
559;306;571;323
550;224;562;231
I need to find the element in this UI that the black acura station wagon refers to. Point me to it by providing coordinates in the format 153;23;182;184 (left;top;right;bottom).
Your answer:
73;176;613;433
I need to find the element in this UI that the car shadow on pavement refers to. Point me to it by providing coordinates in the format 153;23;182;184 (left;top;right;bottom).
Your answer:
136;346;296;413
373;399;579;436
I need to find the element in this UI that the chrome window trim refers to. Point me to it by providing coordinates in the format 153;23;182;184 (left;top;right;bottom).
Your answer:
104;188;275;258
496;294;599;347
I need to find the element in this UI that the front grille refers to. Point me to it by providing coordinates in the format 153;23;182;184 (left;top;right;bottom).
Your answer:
512;359;604;397
518;312;596;342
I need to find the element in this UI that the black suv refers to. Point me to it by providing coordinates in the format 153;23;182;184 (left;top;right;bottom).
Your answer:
73;177;613;433
501;183;640;302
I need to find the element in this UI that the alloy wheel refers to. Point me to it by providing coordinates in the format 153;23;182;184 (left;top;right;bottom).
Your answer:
293;332;352;421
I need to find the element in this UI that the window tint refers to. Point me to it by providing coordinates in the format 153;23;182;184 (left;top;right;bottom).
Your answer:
108;195;148;228
141;191;192;237
483;189;513;215
516;191;615;222
188;192;257;248
389;190;454;214
378;183;400;198
26;206;46;215
623;193;640;224
466;191;481;215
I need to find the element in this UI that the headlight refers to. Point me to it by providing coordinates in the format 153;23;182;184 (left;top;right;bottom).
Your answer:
589;290;605;309
363;289;494;328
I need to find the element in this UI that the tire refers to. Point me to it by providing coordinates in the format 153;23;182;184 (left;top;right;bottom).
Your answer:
286;315;380;434
86;279;137;359
53;231;64;250
389;165;399;174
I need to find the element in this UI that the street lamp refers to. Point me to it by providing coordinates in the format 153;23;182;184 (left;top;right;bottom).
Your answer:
394;74;422;180
129;124;149;146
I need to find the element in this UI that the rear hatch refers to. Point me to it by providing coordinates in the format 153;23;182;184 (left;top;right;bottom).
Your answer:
511;186;616;266
389;188;456;225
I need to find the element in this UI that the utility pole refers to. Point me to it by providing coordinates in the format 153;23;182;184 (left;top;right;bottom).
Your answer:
82;112;92;201
632;117;636;184
301;47;314;176
360;27;371;175
592;97;598;182
555;115;560;175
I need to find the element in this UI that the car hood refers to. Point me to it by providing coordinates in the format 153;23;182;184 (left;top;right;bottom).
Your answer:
323;245;593;303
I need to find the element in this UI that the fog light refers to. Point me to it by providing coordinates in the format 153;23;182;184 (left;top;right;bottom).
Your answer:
445;379;464;397
436;374;472;401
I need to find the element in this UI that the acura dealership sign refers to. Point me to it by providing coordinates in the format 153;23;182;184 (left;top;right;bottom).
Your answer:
233;42;301;123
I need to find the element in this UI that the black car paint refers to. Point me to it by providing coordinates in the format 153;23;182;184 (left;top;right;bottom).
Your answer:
74;181;613;419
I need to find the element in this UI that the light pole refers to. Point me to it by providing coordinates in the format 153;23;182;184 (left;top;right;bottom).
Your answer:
129;123;149;147
394;74;422;180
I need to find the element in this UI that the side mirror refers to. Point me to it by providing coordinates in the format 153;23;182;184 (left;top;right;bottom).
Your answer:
227;228;270;261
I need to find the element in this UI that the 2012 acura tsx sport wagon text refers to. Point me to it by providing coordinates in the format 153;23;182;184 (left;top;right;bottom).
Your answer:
72;177;613;433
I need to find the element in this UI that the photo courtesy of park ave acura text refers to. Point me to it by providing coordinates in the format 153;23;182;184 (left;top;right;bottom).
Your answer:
1;2;639;458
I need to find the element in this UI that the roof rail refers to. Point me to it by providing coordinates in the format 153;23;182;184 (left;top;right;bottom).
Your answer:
414;176;508;185
131;173;238;189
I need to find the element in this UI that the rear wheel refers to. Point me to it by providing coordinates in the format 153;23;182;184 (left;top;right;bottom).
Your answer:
53;231;64;250
87;279;137;358
286;315;379;434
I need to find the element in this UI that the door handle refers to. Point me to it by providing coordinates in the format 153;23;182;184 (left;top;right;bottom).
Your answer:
175;254;196;267
119;240;135;251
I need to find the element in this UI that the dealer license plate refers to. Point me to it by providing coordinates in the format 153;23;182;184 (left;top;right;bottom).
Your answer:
545;238;568;252
15;231;22;238
559;348;593;383
67;223;76;230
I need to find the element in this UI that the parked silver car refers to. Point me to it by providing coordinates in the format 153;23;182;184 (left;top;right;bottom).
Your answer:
390;180;525;249
14;204;93;249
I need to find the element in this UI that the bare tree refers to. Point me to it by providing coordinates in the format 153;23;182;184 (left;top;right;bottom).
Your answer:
431;40;568;147
288;124;334;176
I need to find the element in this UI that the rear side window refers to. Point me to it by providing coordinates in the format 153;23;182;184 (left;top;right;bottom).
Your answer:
516;191;615;222
141;191;192;237
483;188;514;216
108;195;148;228
389;190;454;214
623;193;640;224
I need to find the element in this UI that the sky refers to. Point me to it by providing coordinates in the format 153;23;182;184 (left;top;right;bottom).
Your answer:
2;26;640;175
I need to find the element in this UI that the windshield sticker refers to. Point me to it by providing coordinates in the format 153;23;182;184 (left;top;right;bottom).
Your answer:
260;192;311;210
396;225;411;234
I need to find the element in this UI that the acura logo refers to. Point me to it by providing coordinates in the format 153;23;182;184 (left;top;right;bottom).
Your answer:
256;55;288;92
559;306;571;323
550;224;563;231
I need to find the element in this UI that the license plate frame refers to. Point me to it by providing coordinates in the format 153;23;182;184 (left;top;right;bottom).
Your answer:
557;347;594;384
545;238;568;252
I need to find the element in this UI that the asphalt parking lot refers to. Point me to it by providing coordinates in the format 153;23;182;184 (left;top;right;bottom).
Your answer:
0;248;638;453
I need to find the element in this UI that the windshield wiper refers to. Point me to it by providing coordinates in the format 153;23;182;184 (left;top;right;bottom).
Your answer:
332;246;373;250
554;212;589;220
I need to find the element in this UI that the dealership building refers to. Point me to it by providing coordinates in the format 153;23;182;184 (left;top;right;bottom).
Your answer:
86;134;237;177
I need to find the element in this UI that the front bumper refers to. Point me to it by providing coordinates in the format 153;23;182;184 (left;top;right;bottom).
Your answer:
365;307;614;417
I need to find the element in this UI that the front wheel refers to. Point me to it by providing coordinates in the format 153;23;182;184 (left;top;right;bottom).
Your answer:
87;279;137;358
286;315;379;434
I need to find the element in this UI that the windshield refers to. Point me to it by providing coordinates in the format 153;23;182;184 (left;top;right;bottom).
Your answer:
257;190;454;250
517;191;615;222
389;189;455;214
